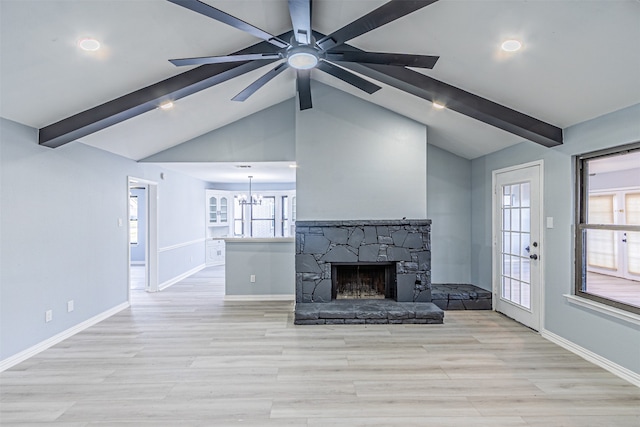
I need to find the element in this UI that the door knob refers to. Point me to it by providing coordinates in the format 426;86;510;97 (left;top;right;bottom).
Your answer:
529;254;538;260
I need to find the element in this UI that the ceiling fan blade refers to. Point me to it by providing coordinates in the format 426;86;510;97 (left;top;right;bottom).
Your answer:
167;0;289;48
325;51;439;69
232;62;289;102
297;69;313;110
317;0;438;51
317;61;381;94
170;53;282;67
288;0;312;45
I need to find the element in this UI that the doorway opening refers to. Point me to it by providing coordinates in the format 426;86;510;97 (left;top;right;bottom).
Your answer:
128;177;159;299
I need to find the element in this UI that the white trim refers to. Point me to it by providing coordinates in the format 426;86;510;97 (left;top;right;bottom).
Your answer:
224;294;295;301
159;238;206;253
564;294;640;326
158;264;206;291
0;302;130;372
541;328;640;387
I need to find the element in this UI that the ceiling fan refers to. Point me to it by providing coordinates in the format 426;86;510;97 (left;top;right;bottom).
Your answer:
167;0;440;110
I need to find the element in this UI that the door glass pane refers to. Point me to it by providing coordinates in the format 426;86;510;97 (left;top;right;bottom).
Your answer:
511;209;520;232
521;208;530;232
503;209;511;231
511;185;521;208
500;182;532;309
220;197;227;222
209;196;217;223
521;182;530;207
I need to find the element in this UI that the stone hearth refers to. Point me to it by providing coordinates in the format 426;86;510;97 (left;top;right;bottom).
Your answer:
295;220;443;325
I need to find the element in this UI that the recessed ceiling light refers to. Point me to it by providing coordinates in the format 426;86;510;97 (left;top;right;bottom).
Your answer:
289;164;298;168
501;39;522;52
159;101;174;110
78;37;101;51
432;102;445;110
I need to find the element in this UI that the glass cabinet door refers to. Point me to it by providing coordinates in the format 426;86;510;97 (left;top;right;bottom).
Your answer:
220;197;228;223
209;196;217;223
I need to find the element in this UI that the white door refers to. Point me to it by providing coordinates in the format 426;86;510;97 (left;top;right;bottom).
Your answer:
493;161;543;331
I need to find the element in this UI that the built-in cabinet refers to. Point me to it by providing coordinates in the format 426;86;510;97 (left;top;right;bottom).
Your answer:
206;190;230;226
205;190;233;266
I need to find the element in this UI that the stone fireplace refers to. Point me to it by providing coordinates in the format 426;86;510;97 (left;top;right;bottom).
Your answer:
294;220;443;324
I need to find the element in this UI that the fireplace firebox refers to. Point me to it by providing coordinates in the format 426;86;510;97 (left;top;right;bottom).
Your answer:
332;262;396;300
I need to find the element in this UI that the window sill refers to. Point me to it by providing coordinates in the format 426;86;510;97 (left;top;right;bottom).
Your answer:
564;294;640;326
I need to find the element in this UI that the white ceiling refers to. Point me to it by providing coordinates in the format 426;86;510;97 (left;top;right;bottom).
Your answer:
1;0;639;181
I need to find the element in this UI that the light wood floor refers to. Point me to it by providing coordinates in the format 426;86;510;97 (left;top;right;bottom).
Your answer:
1;267;639;426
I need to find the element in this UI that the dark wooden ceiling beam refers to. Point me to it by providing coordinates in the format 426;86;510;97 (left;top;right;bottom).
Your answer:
38;33;293;148
40;24;563;149
341;60;563;147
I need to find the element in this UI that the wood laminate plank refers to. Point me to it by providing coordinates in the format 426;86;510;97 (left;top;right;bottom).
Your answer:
1;266;638;425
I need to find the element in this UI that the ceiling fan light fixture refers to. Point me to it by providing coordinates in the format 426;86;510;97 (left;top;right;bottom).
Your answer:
287;47;319;70
501;39;522;52
78;37;101;51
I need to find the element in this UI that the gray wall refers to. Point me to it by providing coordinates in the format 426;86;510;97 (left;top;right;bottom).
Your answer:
295;83;427;221
0;118;206;361
470;103;640;374
141;99;296;163
427;144;472;284
225;240;295;295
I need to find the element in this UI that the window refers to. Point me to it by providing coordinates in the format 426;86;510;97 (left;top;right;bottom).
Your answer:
575;143;640;314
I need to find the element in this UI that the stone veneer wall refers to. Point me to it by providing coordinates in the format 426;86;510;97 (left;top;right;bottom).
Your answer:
295;220;431;303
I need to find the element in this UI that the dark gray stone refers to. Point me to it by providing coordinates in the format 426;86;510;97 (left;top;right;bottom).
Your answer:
309;227;324;234
319;304;356;319
344;319;366;324
391;230;408;246
359;244;381;262
303;235;331;254
387;308;410;319
294;305;319;320
363;226;378;244
387;247;412;261
325;319;346;324
321;246;358;262
417;251;431;271
301;272;321;281
414;289;432;302
365;319;389;324
302;280;316;295
403;233;424;249
396;274;417;302
377;226;390;237
296;254;322;273
347;227;364;248
323;227;349;244
295;319;326;325
378;236;394;245
355;305;387;319
312;279;332;302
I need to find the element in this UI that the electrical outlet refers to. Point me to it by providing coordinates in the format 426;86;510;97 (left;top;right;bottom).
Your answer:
67;300;74;312
45;310;53;323
250;274;256;283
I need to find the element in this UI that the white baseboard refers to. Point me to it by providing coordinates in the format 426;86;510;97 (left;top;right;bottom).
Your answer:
158;263;206;291
0;302;130;372
541;328;640;387
224;294;295;301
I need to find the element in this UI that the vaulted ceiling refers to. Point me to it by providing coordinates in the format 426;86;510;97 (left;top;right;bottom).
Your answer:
1;0;639;172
